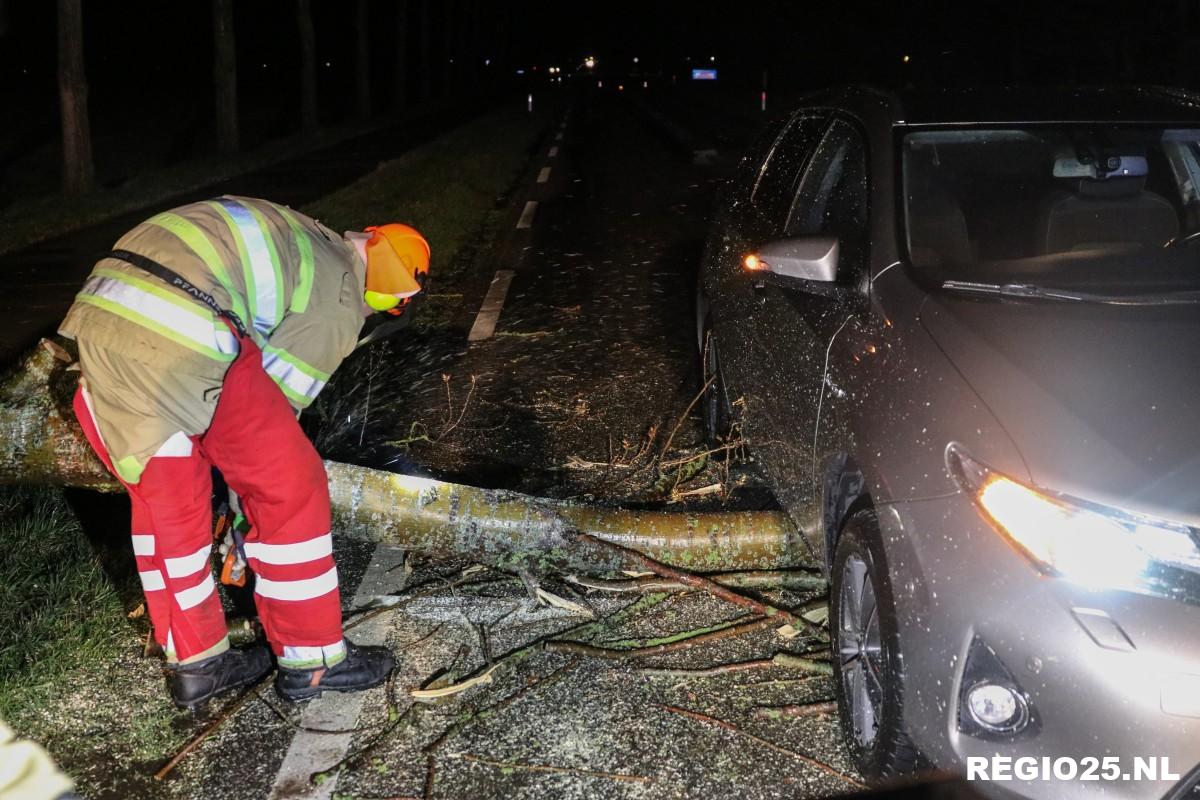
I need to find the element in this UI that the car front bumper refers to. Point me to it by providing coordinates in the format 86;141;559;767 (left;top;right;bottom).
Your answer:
880;494;1200;800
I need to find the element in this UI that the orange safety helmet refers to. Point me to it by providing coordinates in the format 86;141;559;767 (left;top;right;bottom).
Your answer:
363;224;430;313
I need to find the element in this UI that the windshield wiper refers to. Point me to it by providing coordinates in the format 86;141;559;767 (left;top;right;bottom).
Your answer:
941;280;1200;306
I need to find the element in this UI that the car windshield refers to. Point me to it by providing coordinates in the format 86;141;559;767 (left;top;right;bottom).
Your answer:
902;126;1200;292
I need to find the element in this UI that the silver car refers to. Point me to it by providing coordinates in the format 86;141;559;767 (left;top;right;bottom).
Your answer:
696;86;1200;798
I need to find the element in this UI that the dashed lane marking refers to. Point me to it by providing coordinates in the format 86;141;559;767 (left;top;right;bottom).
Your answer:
516;200;538;229
548;145;559;158
537;167;552;183
467;270;516;342
268;545;406;800
555;131;564;141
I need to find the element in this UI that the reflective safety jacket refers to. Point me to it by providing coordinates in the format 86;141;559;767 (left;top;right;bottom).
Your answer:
59;195;366;484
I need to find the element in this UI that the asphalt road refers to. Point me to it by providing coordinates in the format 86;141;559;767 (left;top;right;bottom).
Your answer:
315;87;762;507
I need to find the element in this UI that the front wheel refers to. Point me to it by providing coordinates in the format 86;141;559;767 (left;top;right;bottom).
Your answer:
830;509;919;780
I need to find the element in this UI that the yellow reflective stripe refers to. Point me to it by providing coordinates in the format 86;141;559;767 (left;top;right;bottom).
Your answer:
272;378;314;409
115;455;145;484
81;270;239;354
93;267;205;315
210;199;284;335
206;201;258;330
270;203;315;313
278;641;346;669
262;348;326;407
262;344;331;381
245;204;286;325
76;275;238;361
145;212;250;325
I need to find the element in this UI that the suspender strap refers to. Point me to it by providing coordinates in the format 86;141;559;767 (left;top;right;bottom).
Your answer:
103;249;248;338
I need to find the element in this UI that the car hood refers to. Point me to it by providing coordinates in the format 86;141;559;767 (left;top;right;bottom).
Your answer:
919;294;1200;526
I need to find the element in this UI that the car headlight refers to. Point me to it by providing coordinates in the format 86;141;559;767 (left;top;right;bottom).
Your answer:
946;444;1200;590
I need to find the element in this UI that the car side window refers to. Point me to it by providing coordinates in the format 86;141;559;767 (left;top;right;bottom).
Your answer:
786;119;869;276
750;113;829;232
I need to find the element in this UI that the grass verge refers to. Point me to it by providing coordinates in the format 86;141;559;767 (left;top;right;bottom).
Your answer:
301;103;548;285
0;115;393;258
0;487;130;720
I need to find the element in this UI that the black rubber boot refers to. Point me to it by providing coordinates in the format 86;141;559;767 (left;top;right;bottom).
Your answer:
164;644;273;711
275;643;395;702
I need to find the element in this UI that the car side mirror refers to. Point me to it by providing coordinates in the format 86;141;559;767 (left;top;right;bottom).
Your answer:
745;236;839;283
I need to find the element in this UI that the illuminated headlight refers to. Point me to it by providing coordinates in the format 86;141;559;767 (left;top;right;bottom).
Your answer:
947;444;1200;588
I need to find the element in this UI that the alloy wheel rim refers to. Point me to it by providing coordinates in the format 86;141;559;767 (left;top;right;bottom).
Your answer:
839;553;884;748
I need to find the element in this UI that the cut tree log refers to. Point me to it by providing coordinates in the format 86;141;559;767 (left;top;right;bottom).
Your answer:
0;340;115;491
326;461;807;573
1;339;812;574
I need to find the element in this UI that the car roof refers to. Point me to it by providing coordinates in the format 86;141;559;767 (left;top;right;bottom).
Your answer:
821;85;1200;127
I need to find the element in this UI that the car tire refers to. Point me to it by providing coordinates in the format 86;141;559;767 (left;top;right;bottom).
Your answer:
699;311;732;445
831;508;919;781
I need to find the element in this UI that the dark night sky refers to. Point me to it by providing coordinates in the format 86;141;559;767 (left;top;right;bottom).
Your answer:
2;1;1199;174
5;1;1198;94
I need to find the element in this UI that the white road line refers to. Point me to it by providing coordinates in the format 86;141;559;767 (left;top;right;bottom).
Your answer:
268;545;406;800
548;145;559;158
537;167;552;184
516;200;538;229
467;270;516;342
554;131;564;141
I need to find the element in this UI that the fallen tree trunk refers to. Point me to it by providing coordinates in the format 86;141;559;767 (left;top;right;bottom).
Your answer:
0;340;116;490
2;339;811;574
326;461;806;572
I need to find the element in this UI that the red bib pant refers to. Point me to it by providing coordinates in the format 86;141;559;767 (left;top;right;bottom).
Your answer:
74;334;344;664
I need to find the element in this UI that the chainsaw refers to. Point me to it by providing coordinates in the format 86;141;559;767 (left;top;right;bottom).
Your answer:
213;501;250;587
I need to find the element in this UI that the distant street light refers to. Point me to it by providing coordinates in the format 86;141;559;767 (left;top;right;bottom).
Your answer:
585;56;596;69
902;54;911;63
633;56;639;64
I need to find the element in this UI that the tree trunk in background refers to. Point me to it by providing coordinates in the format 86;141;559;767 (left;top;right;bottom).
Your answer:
212;0;239;154
496;5;511;80
354;0;371;120
57;0;94;197
458;0;473;92
471;0;484;89
297;0;318;132
418;0;431;101
393;0;408;111
441;0;455;97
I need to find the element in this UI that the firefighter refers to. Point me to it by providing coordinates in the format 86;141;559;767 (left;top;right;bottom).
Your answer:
57;196;429;709
0;717;76;799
